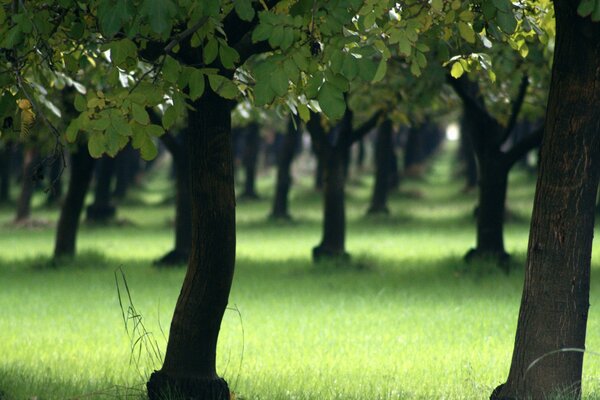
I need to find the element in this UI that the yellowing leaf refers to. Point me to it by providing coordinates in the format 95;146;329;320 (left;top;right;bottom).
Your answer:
450;61;464;78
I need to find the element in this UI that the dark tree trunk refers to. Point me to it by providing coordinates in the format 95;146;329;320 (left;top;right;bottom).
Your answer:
45;159;63;206
368;119;393;214
0;144;12;203
389;139;401;190
155;131;192;266
14;148;39;222
113;143;139;200
270;118;300;220
86;156;116;222
312;140;348;261
356;139;365;170
404;125;424;175
313;141;323;190
459;115;478;191
53;145;95;258
466;154;509;264
240;123;260;200
492;5;600;399
147;88;235;400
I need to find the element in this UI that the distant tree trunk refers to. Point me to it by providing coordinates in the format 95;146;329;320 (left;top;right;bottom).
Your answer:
86;156;116;222
270;118;300;220
113;143;139;200
356;139;365;170
155;131;192;266
147;88;235;400
240;122;260;199
368;119;393;214
53;145;95;258
389;140;401;190
459;115;477;191
45;160;63;206
492;5;600;399
0;144;12;203
404;126;424;175
14;148;39;222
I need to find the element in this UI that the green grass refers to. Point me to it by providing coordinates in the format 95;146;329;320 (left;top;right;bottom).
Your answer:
1;144;600;399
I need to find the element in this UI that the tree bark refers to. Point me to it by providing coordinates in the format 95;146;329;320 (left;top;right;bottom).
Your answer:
14;148;39;222
53;145;95;258
0;144;12;203
45;159;63;206
155;131;192;266
113;143;139;200
270;118;300;220
368;119;393;214
492;4;600;399
86;156;116;222
147;88;235;400
240;122;260;200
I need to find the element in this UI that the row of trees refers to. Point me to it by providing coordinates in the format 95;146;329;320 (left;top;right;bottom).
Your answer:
1;0;599;398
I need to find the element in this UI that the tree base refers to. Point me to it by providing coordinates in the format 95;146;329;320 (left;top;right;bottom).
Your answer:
268;211;292;221
464;248;511;271
85;204;116;223
312;245;351;263
147;371;230;400
367;205;390;215
154;249;189;267
489;384;515;400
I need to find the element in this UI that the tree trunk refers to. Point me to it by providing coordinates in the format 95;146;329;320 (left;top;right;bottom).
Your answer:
459;115;478;191
155;131;192;266
113;143;139;200
0;144;12;203
465;155;510;265
86;156;116;222
53;145;95;258
368;119;393;214
147;88;235;400
312;140;348;261
45;159;63;206
240;123;260;199
14;148;39;222
492;5;600;399
270;118;300;220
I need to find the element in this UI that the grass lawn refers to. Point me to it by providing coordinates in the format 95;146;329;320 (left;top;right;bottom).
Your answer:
1;144;600;399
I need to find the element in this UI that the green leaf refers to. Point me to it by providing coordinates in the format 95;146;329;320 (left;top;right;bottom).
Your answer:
280;27;295;50
98;1;122;38
208;75;239;99
398;34;412;56
431;0;443;12
74;94;87;113
132;103;150;125
252;23;273;42
235;0;255;21
450;61;464;78
162;106;178;130
140;137;158;160
457;22;476;43
110;110;133;136
496;11;517;33
592;0;600;21
317;82;346;120
163;56;181;83
141;0;176;36
578;0;596;17
342;56;360;80
0;6;5;25
111;38;137;66
283;59;300;84
204;37;219;65
88;132;106;158
188;69;206;100
372;59;387;82
65;120;79;142
297;103;310;122
254;81;275;106
269;25;284;48
219;43;240;69
146;124;165;137
270;67;289;97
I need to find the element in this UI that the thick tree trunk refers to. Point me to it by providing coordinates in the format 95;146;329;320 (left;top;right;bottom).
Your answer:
466;155;510;264
312;141;348;261
53;146;95;258
459;115;478;191
0;144;12;203
492;5;600;399
86;156;116;222
147;89;235;400
240;123;260;199
155;131;192;266
270;118;300;220
368;119;393;214
14;148;39;222
113;143;139;200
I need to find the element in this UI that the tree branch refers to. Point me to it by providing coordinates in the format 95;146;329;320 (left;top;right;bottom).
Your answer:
504;125;543;168
500;74;529;145
164;18;209;53
348;110;383;144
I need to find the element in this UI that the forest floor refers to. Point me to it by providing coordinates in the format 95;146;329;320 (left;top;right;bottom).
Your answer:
1;144;600;399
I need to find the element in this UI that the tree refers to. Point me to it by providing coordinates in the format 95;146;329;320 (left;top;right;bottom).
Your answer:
270;117;301;220
491;1;600;398
367;118;394;214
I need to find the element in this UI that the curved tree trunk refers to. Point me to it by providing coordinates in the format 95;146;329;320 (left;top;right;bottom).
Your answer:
147;89;235;400
270;118;300;220
53;145;95;258
155;131;192;266
86;156;116;222
492;5;600;399
240;122;260;199
14;148;39;222
368;119;393;214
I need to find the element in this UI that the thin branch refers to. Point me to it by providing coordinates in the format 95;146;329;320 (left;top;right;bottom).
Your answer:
164;17;209;53
500;74;529;145
504;124;543;168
